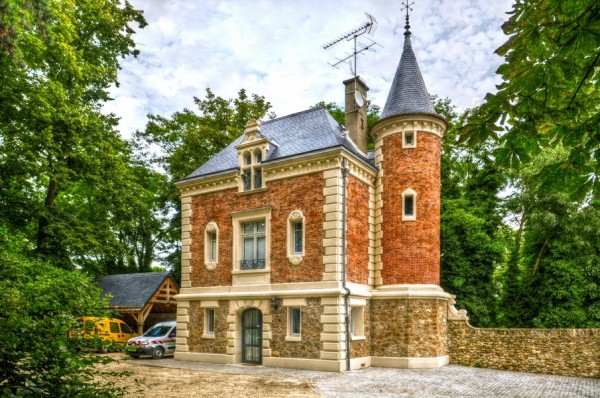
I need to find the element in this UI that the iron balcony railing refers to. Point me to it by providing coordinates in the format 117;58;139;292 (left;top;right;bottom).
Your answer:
240;258;266;270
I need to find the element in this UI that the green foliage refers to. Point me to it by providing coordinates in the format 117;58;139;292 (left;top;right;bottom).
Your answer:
0;229;129;397
438;96;508;327
0;0;168;274
460;0;600;200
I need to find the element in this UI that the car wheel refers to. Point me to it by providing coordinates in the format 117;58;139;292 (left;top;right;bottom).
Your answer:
152;347;164;359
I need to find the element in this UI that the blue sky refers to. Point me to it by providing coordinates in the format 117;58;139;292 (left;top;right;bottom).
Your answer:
104;0;514;138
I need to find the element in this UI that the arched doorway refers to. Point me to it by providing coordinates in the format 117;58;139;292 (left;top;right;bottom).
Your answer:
241;308;262;364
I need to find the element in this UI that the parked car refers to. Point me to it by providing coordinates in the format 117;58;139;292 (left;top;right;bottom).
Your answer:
68;317;137;352
125;320;176;359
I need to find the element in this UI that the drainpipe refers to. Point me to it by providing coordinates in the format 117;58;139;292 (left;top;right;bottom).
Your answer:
341;158;351;371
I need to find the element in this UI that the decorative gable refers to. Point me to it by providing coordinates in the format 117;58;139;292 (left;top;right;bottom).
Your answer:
235;119;271;192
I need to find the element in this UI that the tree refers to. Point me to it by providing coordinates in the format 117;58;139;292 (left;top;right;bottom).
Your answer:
460;1;600;200
0;229;129;396
437;97;508;327
135;88;275;279
0;0;152;270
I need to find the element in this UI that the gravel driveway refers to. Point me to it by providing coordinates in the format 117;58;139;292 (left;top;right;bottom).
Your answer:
127;357;600;397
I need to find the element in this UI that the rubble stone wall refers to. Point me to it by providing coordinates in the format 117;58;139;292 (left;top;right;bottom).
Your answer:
448;320;600;377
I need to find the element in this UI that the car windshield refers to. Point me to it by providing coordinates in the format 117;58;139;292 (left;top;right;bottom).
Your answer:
143;325;172;337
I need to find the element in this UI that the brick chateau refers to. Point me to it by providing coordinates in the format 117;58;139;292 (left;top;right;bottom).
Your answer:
173;16;454;371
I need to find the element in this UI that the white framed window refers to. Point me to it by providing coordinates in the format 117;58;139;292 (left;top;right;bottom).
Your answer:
204;308;215;336
402;131;416;148
287;210;305;265
204;222;219;270
241;220;266;269
288;307;301;338
401;188;417;221
201;301;218;339
240;149;263;191
231;207;272;277
350;306;365;339
283;298;306;341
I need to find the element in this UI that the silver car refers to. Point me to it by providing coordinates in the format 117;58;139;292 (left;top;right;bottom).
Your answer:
125;321;176;359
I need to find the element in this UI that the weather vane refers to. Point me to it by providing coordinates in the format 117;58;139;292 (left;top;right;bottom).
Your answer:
323;13;381;79
401;1;414;36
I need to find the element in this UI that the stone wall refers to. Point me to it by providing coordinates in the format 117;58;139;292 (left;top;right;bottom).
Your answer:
187;301;228;354
350;302;370;358
270;298;322;359
371;298;447;358
448;320;600;377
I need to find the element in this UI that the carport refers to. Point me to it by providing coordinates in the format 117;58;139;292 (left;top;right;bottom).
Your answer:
96;272;179;334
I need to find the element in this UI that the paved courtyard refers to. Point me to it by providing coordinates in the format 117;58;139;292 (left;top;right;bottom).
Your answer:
133;358;599;397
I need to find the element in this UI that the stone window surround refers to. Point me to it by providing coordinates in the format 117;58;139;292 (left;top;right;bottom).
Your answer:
402;130;417;148
283;298;306;342
401;188;417;222
239;148;266;192
204;222;219;271
201;301;219;339
287;210;305;265
231;207;272;285
349;297;366;341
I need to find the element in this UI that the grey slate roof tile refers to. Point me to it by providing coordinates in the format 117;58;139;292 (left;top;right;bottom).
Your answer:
95;272;176;309
185;108;373;179
381;36;438;119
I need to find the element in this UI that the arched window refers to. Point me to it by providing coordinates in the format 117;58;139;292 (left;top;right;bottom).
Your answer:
287;210;305;265
241;149;263;191
204;222;219;270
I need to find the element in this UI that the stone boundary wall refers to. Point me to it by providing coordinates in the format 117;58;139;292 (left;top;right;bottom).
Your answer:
448;319;600;378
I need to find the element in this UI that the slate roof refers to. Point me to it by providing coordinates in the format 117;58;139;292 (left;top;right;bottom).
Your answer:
380;34;438;119
95;272;176;310
184;107;374;180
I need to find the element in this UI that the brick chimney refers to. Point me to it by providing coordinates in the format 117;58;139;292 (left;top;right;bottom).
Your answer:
343;76;369;153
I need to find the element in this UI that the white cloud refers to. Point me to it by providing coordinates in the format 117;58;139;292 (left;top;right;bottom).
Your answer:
108;0;514;137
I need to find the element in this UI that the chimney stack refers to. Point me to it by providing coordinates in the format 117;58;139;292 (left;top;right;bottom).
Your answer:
343;76;369;153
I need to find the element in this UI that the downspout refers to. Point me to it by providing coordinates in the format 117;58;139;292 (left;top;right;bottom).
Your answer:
341;158;351;371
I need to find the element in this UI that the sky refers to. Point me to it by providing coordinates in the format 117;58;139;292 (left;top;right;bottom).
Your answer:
104;0;515;138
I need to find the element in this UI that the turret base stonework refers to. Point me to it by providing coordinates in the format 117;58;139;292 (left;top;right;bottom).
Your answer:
370;285;450;368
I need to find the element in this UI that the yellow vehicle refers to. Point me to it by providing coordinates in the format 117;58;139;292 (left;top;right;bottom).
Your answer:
69;317;136;351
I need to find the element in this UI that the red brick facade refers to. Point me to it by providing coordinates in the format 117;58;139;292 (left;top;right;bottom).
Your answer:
189;173;325;287
380;132;441;285
346;176;370;285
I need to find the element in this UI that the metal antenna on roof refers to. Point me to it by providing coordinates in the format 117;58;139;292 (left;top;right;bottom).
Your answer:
323;12;381;106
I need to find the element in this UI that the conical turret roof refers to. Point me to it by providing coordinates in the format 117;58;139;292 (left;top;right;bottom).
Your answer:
380;27;438;119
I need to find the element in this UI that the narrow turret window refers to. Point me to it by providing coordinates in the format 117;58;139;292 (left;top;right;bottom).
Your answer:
401;189;417;221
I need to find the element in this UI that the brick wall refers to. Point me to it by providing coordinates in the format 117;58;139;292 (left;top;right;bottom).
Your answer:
381;132;441;285
448;320;600;377
189;173;325;287
270;298;322;359
371;298;447;358
346;176;370;285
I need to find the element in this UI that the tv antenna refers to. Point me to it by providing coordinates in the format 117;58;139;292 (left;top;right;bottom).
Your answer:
323;13;381;107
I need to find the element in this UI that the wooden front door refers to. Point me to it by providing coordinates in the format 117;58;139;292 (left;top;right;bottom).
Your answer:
241;308;262;364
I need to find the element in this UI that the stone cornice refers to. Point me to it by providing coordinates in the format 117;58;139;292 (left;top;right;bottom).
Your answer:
370;114;447;143
176;149;377;197
176;171;238;198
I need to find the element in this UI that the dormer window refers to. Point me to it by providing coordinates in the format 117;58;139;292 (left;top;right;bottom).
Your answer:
236;119;270;193
241;149;263;191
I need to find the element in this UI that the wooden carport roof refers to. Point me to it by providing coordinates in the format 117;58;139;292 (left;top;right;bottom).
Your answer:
95;272;179;334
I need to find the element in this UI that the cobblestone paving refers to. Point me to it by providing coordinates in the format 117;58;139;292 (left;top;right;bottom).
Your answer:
133;358;599;397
